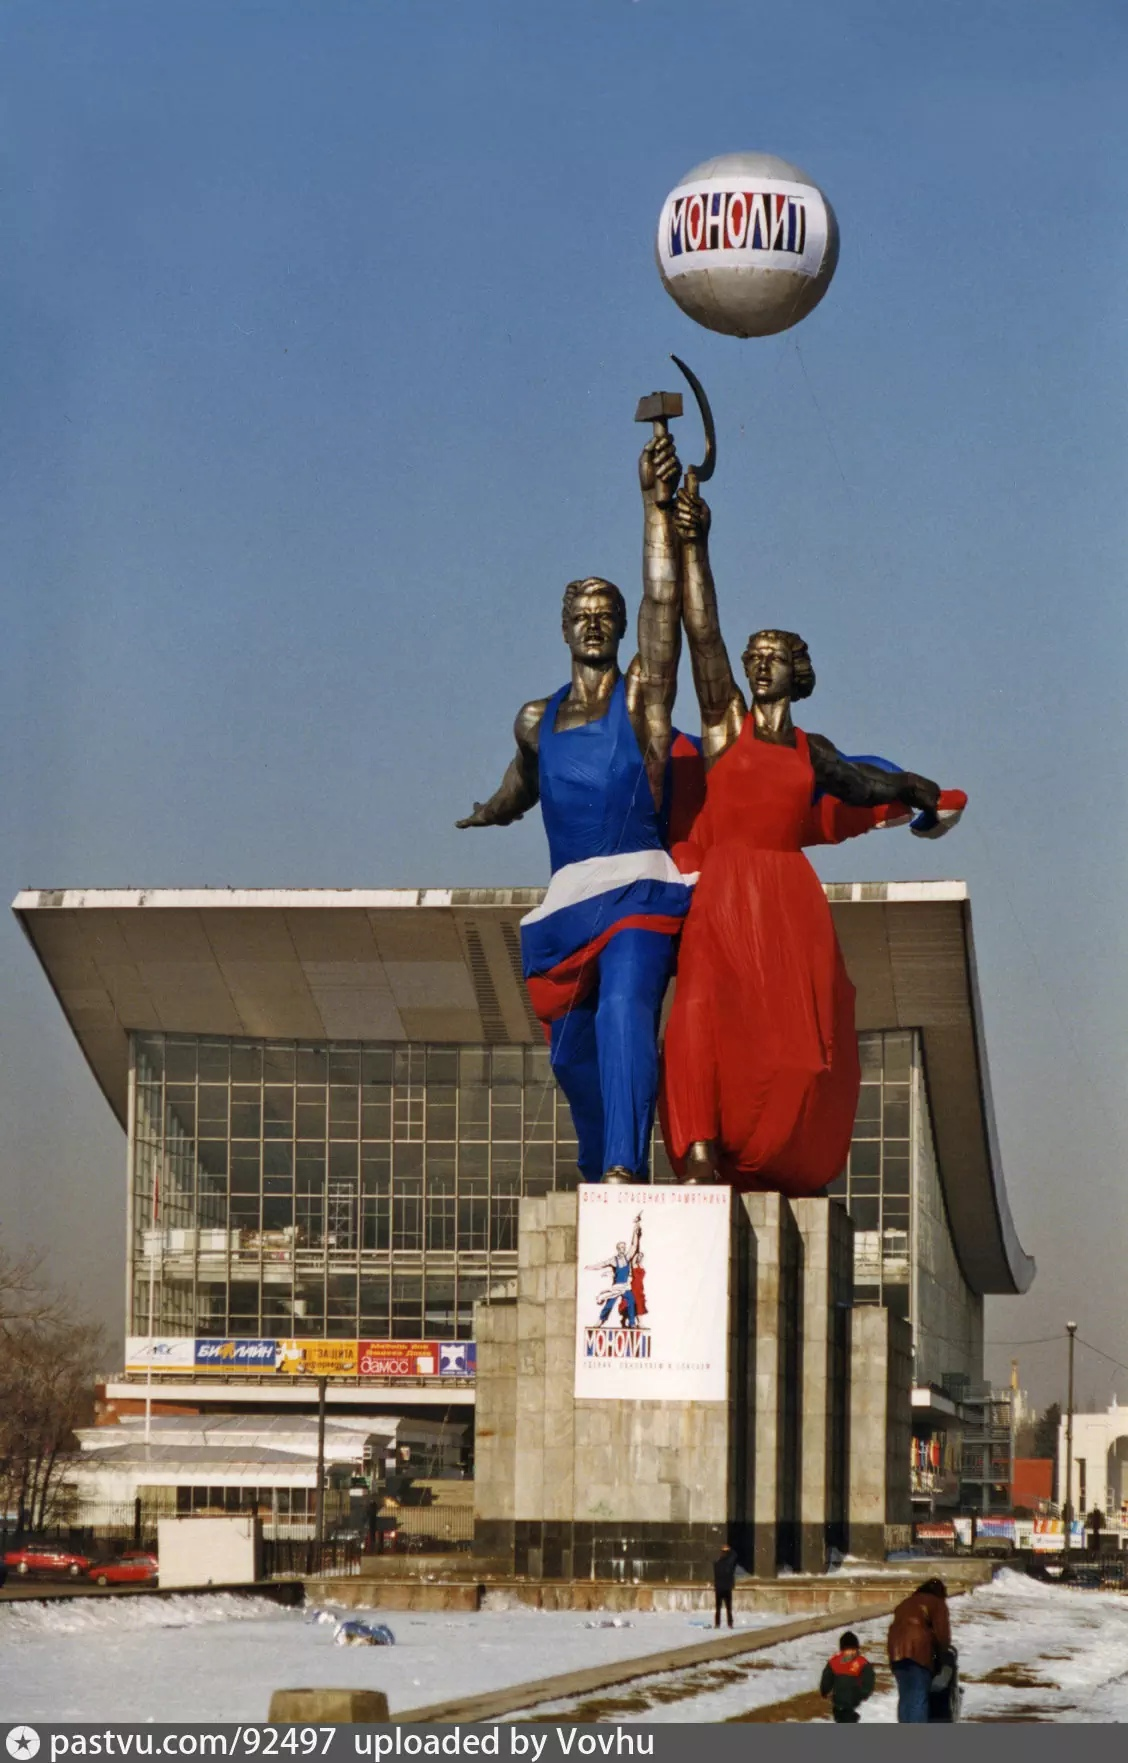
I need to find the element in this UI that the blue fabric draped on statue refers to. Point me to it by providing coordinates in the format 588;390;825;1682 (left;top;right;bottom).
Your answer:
519;678;696;1019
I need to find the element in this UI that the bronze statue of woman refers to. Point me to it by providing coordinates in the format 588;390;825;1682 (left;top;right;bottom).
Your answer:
660;480;955;1191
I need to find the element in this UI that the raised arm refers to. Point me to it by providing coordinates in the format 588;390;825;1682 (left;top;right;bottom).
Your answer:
806;735;941;814
627;434;682;803
456;700;545;828
672;483;744;763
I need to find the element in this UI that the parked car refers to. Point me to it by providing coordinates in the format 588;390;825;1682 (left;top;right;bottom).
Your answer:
88;1552;158;1587
4;1544;94;1579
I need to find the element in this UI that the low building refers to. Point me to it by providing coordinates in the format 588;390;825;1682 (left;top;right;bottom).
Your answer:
1058;1401;1128;1524
15;883;1033;1484
67;1411;465;1537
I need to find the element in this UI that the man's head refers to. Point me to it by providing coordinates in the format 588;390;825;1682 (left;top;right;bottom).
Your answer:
839;1631;860;1653
562;577;628;666
917;1578;947;1599
616;1240;627;1254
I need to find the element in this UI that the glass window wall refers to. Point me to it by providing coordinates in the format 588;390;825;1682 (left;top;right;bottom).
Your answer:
131;1027;912;1345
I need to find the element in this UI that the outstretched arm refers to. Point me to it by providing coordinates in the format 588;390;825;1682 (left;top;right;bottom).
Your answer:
456;700;544;828
672;483;744;763
807;735;941;814
628;434;682;804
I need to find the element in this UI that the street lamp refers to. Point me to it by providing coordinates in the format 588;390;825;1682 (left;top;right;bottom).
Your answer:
1064;1323;1078;1561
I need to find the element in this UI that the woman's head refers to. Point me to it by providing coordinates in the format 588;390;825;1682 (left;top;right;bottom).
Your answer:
740;629;815;704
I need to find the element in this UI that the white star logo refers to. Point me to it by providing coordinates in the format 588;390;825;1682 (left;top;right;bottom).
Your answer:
6;1730;40;1760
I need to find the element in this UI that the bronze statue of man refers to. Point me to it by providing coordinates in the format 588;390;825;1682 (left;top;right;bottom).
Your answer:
457;435;694;1184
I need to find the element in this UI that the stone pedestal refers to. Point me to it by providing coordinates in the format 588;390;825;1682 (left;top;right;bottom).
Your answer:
848;1305;913;1559
792;1196;853;1572
476;1191;741;1580
744;1192;802;1577
474;1188;911;1581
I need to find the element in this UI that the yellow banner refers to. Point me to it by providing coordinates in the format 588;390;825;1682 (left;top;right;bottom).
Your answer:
278;1339;358;1376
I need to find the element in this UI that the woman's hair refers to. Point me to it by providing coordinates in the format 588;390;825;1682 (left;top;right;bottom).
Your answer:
741;629;815;700
561;576;628;638
917;1578;947;1599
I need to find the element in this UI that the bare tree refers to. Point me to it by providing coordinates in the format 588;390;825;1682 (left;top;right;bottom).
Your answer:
0;1240;104;1533
0;1244;64;1336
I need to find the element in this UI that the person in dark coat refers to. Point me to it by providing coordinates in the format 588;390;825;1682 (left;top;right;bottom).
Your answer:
713;1543;737;1628
1087;1507;1104;1554
820;1631;877;1723
887;1578;951;1723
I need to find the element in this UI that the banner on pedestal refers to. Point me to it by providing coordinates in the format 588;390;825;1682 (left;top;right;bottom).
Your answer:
573;1185;730;1402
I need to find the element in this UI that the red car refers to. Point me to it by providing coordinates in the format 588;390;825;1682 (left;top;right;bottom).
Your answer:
88;1552;158;1587
4;1544;94;1579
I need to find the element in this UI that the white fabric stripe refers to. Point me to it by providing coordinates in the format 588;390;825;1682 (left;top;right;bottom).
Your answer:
912;805;964;840
520;850;697;927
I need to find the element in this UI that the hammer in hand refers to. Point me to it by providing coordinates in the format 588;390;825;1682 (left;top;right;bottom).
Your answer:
634;389;682;507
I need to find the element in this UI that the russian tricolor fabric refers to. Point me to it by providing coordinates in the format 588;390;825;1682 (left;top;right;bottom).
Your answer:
519;689;964;1028
521;850;697;1022
519;682;696;1024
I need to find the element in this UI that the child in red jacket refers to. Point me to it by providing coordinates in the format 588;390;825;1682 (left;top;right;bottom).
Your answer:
820;1631;877;1723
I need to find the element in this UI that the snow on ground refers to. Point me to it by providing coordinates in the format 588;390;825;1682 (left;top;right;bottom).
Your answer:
3;1573;1126;1724
514;1571;1128;1723
0;1595;779;1723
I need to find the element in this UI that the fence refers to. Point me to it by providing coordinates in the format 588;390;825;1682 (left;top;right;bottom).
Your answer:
262;1538;362;1579
1;1501;158;1552
380;1502;474;1554
2;1495;477;1565
1022;1553;1128;1590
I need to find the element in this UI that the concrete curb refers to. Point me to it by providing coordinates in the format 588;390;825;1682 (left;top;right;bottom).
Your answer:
0;1579;302;1606
397;1597;903;1723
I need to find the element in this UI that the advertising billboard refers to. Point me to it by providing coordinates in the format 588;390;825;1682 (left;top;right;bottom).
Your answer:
1030;1518;1086;1552
574;1185;730;1403
914;1521;955;1543
358;1340;439;1377
279;1340;358;1377
976;1516;1015;1541
438;1342;476;1376
194;1338;280;1370
147;1337;478;1377
125;1336;195;1372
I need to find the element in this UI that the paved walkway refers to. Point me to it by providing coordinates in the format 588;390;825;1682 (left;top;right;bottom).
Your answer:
397;1597;903;1723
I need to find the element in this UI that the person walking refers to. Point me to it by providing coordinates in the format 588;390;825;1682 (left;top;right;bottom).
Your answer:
887;1578;951;1723
819;1631;877;1723
713;1542;737;1628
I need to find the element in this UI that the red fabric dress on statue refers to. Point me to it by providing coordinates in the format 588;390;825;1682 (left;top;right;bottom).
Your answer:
661;719;861;1195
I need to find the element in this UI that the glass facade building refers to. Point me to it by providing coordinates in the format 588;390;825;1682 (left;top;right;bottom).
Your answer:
128;1025;979;1382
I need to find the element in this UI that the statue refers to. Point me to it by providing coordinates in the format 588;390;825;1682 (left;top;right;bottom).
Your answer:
457;423;693;1185
459;363;964;1198
659;467;965;1190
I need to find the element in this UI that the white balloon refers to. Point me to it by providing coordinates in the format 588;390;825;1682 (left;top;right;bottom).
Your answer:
656;152;839;339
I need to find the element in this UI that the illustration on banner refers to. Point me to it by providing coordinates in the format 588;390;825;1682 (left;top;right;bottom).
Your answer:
584;1210;649;1346
586;1210;649;1332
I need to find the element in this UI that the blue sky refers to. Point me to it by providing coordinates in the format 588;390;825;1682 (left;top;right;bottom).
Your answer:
2;0;1126;1406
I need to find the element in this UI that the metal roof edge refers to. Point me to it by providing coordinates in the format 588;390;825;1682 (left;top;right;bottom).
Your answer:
958;897;1036;1296
13;879;970;913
